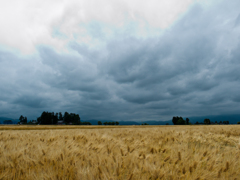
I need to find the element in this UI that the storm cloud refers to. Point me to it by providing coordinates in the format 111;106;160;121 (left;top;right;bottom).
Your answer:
0;0;240;121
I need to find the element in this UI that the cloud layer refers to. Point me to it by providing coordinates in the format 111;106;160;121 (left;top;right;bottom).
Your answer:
0;0;240;121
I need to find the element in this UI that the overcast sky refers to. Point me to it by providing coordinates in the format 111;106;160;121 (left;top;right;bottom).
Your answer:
0;0;240;121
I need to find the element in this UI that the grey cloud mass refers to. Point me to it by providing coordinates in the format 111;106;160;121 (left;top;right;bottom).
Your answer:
0;0;240;121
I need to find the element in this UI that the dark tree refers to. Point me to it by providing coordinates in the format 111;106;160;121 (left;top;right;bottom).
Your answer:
204;119;210;125
19;115;24;124
172;116;186;125
37;111;55;124
172;117;178;125
23;117;27;124
98;121;102;125
186;118;189;125
177;117;185;125
116;121;119;125
62;112;81;125
56;113;59;120
63;112;70;124
81;122;91;125
72;113;81;125
223;121;229;125
59;112;63;120
38;111;50;124
19;116;27;124
103;122;108;125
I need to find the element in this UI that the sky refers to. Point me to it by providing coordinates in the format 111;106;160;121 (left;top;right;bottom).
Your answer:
0;0;240;121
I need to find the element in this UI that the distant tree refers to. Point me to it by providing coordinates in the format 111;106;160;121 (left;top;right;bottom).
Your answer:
237;122;240;124
23;117;27;124
112;122;116;125
186;118;189;125
195;121;199;125
142;123;149;125
172;117;178;125
19;115;24;124
98;121;102;125
37;111;59;125
18;115;27;124
81;122;91;125
223;121;229;125
103;122;108;125
177;117;186;125
166;123;169;125
59;112;63;120
172;116;186;125
219;121;222;124
63;112;70;124
204;119;210;125
116;121;119;125
38;111;49;124
71;113;81;125
215;121;218;124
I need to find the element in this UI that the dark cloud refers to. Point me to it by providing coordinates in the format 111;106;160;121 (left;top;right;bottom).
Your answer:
13;95;47;108
0;0;240;121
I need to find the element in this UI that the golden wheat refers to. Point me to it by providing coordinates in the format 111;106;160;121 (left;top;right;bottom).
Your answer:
0;125;240;179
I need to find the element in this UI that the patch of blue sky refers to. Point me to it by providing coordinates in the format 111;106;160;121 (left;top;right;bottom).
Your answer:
52;28;68;40
0;44;38;59
78;20;163;42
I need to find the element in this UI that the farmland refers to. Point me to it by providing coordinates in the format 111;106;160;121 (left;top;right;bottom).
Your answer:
0;125;240;179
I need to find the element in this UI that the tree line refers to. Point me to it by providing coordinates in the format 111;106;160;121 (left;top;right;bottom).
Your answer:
18;112;121;125
172;116;231;125
37;112;81;125
19;111;82;125
172;116;190;125
98;121;119;125
195;119;230;125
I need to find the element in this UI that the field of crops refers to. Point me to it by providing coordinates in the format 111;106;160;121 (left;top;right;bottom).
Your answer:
0;125;240;179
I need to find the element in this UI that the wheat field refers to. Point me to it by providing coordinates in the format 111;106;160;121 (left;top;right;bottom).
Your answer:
0;125;240;180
